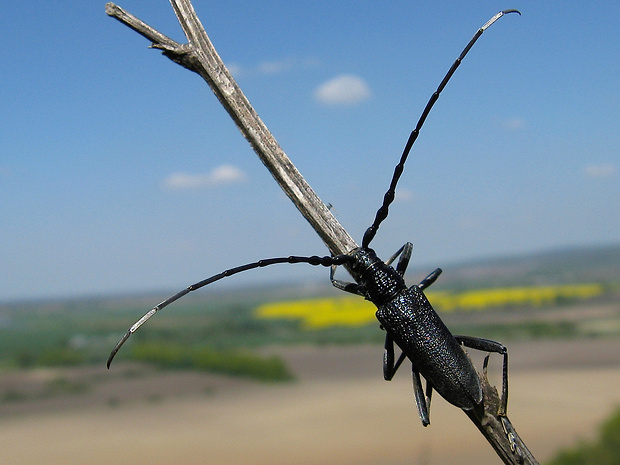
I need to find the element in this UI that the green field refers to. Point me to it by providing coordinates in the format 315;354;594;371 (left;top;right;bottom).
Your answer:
1;282;619;382
2;244;619;382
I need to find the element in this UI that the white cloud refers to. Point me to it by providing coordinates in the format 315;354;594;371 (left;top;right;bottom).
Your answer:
257;59;294;75
394;188;414;203
314;74;371;105
502;117;526;131
162;165;247;191
225;62;243;77
583;163;617;179
227;58;319;78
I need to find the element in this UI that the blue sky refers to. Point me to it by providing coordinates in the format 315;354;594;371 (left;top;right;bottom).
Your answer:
2;1;618;302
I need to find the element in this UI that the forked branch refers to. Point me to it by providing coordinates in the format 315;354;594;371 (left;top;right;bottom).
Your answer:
105;2;537;464
105;1;357;258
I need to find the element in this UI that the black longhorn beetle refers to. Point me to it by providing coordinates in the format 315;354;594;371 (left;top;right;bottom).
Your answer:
108;9;521;451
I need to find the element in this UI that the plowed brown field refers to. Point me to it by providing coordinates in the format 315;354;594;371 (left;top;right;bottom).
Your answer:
1;339;620;465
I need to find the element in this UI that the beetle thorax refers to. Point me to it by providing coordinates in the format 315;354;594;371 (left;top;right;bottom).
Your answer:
348;248;407;306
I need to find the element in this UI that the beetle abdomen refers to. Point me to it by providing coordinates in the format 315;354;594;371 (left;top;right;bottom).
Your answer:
375;286;482;409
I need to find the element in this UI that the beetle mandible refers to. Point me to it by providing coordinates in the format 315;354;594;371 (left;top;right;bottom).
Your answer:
108;8;520;448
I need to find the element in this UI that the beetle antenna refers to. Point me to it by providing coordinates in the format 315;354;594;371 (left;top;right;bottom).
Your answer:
361;9;520;248
107;254;352;368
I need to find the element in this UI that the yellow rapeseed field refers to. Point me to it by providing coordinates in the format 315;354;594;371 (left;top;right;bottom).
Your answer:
254;284;604;329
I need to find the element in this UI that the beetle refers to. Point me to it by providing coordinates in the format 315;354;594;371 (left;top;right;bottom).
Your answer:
108;8;520;448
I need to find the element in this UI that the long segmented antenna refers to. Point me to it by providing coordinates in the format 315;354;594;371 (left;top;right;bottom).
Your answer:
362;9;520;248
107;254;352;368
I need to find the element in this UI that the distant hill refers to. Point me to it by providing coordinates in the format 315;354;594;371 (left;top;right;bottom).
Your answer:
3;243;618;308
99;242;620;301
219;242;620;300
433;243;620;290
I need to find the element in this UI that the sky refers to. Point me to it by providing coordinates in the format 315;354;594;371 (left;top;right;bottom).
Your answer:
2;1;618;302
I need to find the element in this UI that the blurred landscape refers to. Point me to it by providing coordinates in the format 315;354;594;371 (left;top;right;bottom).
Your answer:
1;242;619;464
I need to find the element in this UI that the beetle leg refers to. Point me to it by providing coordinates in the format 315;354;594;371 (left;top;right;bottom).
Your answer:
411;363;431;426
384;244;405;266
385;242;413;276
455;335;521;458
417;268;442;291
384;334;431;426
383;333;407;381
425;378;433;417
454;336;509;417
330;264;365;296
